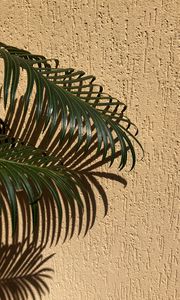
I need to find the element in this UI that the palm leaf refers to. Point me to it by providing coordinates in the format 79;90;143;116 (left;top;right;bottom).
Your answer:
0;135;126;244
0;136;85;234
0;43;142;169
0;42;142;242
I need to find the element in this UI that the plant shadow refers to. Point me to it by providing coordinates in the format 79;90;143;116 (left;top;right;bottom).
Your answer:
0;73;130;246
0;240;54;300
0;125;127;300
0;64;135;299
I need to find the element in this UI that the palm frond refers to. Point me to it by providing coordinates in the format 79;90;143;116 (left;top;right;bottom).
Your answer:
0;42;142;170
0;136;85;234
0;135;127;244
0;42;142;243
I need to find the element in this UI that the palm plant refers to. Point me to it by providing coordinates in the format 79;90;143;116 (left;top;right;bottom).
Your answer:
0;42;142;299
0;42;142;245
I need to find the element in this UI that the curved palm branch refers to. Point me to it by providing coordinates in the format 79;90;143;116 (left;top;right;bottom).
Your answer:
0;136;127;245
0;42;142;241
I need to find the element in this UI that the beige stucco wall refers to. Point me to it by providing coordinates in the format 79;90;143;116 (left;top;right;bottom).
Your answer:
0;0;179;299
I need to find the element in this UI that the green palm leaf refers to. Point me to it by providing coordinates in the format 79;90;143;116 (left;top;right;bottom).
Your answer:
0;136;118;244
0;43;141;169
0;136;85;234
0;42;142;242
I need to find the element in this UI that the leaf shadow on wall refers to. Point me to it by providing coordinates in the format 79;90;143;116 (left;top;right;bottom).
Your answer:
0;117;127;300
0;241;54;300
0;64;137;298
0;88;130;246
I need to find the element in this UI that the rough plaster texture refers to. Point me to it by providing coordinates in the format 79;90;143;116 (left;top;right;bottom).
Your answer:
0;0;179;299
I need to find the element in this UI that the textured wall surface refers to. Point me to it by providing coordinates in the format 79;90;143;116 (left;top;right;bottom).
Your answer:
0;0;179;299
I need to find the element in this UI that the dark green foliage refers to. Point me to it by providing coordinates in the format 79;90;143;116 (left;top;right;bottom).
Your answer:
0;42;142;241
